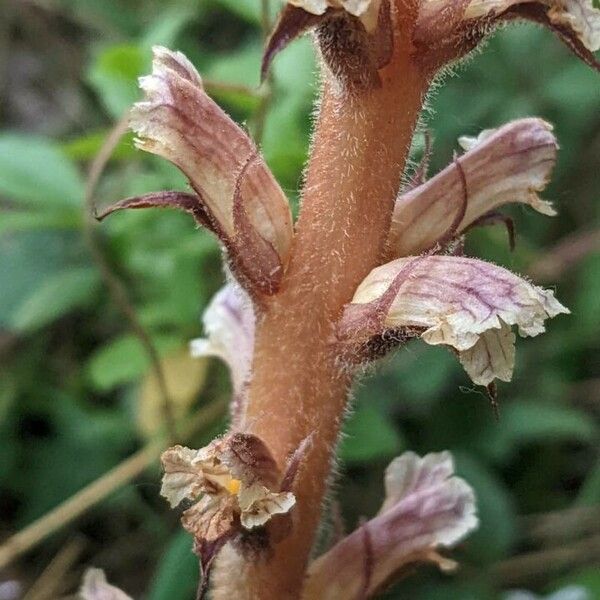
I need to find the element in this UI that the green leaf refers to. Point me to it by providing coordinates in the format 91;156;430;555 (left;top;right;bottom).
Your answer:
476;402;597;464
61;129;136;161
0;210;82;234
14;392;134;523
0;231;89;327
11;267;101;331
210;0;263;24
147;531;197;600
454;452;517;563
204;41;262;89
340;404;404;464
553;567;600;598
0;134;84;208
141;5;198;49
88;44;146;118
576;458;600;506
86;335;179;392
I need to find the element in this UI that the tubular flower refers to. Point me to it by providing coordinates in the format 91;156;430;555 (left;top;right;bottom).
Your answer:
190;282;255;424
387;118;558;258
160;433;296;577
338;255;569;386
97;47;293;296
413;0;600;71
263;0;599;86
303;451;477;599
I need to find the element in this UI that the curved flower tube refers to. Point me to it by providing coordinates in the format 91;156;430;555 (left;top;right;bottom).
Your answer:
303;451;477;599
387;119;558;258
338;255;569;386
97;47;294;296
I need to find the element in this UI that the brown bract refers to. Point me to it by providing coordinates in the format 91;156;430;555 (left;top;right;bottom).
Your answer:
262;0;392;90
96;47;293;297
413;0;600;71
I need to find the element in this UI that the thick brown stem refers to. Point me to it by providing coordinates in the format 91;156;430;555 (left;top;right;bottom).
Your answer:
213;5;429;598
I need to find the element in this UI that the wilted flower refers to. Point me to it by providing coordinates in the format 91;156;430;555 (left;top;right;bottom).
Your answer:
333;118;569;393
160;433;295;578
263;0;393;87
264;0;599;88
303;451;477;599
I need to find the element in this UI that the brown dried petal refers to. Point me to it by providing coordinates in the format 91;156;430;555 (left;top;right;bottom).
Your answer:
237;483;296;529
503;2;600;72
303;451;477;599
160;445;204;508
220;432;281;489
465;0;600;51
119;47;293;294
181;495;238;542
339;255;569;385
387;119;557;258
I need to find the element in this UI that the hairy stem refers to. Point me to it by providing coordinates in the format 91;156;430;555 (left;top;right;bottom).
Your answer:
213;4;429;598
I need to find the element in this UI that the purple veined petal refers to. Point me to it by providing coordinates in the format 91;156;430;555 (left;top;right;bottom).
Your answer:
120;46;294;295
190;283;255;401
79;569;133;600
303;451;478;599
339;255;569;386
387;119;558;258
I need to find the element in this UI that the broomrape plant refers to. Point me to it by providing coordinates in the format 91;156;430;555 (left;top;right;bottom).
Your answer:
89;0;599;597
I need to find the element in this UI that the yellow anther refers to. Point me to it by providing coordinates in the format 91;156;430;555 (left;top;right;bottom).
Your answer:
227;479;241;495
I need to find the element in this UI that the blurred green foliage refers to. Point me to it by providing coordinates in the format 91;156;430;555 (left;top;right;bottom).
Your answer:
0;0;599;598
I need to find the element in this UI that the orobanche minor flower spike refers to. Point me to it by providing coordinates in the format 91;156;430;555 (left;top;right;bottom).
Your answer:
97;0;598;597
